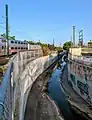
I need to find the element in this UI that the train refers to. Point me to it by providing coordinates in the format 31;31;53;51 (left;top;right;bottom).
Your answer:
0;37;42;55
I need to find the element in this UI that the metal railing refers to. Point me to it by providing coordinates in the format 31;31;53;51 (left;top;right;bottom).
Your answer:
0;49;65;120
0;50;43;120
0;62;13;120
81;48;92;53
68;53;92;67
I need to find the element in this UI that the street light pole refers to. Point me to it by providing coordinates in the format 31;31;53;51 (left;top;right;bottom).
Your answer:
6;4;9;56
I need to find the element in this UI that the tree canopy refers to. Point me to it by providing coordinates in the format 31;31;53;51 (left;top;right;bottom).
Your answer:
63;41;71;51
1;33;15;40
88;40;92;44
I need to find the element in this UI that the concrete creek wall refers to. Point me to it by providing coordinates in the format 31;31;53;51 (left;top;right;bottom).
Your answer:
68;59;92;106
13;55;61;120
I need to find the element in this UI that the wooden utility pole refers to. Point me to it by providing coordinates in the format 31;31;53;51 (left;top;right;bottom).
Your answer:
6;4;9;56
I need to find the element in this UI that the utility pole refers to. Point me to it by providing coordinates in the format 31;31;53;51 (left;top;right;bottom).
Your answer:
53;38;54;47
70;36;72;55
73;26;75;47
6;4;9;56
60;43;61;47
71;36;72;48
39;40;40;43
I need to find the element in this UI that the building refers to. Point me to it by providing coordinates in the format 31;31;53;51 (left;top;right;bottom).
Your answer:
69;47;92;56
88;41;92;48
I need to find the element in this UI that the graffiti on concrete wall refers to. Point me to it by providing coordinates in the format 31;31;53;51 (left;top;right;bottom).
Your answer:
70;74;76;85
69;60;92;81
77;80;89;95
68;60;92;105
77;80;92;104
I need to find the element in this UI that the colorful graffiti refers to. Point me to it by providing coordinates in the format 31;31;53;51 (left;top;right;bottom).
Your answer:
69;60;92;81
77;80;89;95
68;59;92;105
70;74;76;85
77;80;92;104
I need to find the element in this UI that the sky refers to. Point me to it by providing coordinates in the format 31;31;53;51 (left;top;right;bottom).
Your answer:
0;0;92;46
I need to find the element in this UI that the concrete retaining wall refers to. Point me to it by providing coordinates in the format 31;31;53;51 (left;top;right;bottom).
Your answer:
69;48;81;56
14;55;58;120
68;59;92;106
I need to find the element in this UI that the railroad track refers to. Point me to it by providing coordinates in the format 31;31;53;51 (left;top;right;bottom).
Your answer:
0;54;13;65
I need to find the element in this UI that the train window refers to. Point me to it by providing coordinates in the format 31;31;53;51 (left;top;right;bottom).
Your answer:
24;48;25;49
15;41;17;44
18;41;20;44
11;41;14;43
2;46;4;49
18;47;20;49
15;47;17;49
26;48;28;49
2;40;6;42
11;47;14;49
24;43;25;44
26;43;27;45
21;47;23;49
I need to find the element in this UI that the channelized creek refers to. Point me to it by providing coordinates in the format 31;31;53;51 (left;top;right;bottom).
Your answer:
47;62;88;120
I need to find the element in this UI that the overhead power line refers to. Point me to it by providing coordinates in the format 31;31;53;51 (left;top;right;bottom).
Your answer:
0;25;6;29
0;22;5;24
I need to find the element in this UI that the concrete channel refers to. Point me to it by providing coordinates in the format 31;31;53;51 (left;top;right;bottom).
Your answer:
24;57;64;120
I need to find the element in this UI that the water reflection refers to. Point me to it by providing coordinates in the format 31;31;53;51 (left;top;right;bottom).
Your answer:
48;64;74;120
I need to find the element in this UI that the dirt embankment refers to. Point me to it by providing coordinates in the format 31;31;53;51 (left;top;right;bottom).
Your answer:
0;56;9;83
24;64;64;120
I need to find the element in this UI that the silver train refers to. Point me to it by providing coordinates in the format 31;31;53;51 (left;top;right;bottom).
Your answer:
0;37;42;54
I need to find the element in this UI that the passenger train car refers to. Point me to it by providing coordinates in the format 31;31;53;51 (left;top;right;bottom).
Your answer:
0;37;42;55
0;37;28;54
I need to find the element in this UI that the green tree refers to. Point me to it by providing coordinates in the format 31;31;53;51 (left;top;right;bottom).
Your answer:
36;41;41;45
48;44;54;51
88;40;92;44
28;41;35;45
1;33;6;38
63;41;71;51
9;36;15;40
1;33;15;40
54;46;63;52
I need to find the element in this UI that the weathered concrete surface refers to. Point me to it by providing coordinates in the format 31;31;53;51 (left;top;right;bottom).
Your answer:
14;55;58;120
13;52;65;120
61;63;92;120
24;64;64;120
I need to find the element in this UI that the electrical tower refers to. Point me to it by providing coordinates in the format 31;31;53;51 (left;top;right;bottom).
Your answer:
79;30;83;47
